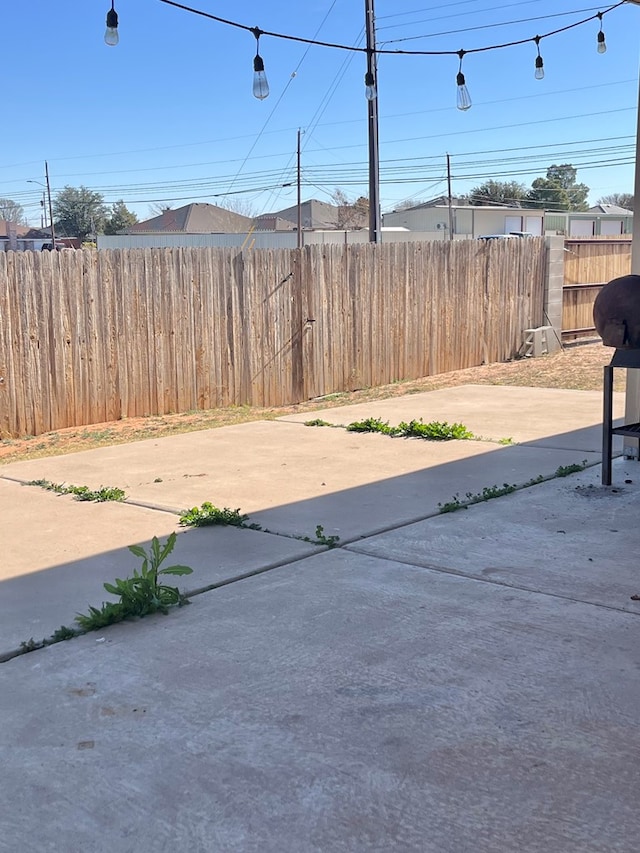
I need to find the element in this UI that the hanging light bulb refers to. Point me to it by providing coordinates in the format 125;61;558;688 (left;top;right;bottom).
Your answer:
251;28;269;100
597;13;607;54
364;71;377;101
104;1;119;46
534;36;544;80
456;51;471;111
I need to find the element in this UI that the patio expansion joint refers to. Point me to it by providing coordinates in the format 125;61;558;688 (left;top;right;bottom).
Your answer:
344;543;640;617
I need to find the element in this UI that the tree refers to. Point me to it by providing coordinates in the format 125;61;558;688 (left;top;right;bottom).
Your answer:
331;189;369;229
218;197;256;218
597;192;633;211
53;186;108;241
468;180;528;207
0;198;27;224
527;164;589;211
104;200;138;234
147;202;172;218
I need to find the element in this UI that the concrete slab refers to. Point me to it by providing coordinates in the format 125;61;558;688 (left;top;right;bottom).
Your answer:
350;460;640;614
0;479;317;654
280;385;625;451
1;550;638;852
0;420;600;542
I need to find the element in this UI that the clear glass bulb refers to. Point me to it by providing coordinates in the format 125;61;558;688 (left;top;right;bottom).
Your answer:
105;7;118;46
535;57;544;80
456;72;471;111
597;32;607;54
364;71;376;101
253;55;269;100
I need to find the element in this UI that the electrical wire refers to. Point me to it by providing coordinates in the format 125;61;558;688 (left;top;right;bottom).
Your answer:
158;0;626;57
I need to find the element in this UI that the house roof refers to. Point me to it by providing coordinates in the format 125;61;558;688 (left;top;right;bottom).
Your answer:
264;199;341;230
126;203;253;234
588;203;633;216
252;216;297;232
0;219;31;238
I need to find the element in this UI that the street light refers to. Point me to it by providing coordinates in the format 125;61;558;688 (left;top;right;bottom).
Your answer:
27;161;56;249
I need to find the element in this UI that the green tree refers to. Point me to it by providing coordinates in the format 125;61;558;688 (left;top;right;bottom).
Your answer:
527;164;589;211
468;180;528;207
104;200;138;234
0;198;27;224
597;192;633;211
53;186;108;241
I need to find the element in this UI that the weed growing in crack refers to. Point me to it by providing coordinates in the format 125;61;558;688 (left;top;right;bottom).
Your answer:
555;460;588;477
395;419;474;441
27;479;126;502
179;502;260;529
346;417;397;435
76;533;193;629
307;524;340;548
15;534;194;658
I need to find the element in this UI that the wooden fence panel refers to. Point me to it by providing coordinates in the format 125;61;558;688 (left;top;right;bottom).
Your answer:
562;238;631;340
0;240;546;438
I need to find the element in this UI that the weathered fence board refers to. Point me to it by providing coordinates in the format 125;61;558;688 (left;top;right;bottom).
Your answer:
0;240;546;438
562;237;631;339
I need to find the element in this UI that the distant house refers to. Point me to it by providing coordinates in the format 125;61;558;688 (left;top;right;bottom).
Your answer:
257;199;341;231
0;221;78;251
124;203;253;234
382;198;545;238
253;215;297;232
545;204;633;237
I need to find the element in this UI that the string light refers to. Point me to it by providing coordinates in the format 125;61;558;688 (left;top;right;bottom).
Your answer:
105;1;119;46
534;36;544;80
597;12;607;53
456;50;471;111
364;71;377;101
157;0;625;58
251;28;269;100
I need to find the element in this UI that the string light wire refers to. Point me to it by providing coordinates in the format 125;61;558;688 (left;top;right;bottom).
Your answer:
157;0;626;58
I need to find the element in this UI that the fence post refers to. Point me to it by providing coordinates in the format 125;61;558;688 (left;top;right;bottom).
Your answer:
543;235;564;353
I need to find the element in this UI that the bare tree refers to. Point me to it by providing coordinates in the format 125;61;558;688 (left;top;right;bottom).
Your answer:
0;198;27;225
217;197;256;218
147;202;173;218
597;193;633;211
331;189;368;229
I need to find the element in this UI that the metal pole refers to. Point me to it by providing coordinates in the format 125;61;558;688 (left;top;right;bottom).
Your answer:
365;0;381;244
622;67;640;459
45;161;56;249
446;153;454;240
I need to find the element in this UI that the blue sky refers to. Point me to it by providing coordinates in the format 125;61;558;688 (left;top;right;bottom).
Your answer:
3;0;640;225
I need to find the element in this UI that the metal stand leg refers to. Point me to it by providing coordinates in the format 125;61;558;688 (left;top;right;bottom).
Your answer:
603;365;613;486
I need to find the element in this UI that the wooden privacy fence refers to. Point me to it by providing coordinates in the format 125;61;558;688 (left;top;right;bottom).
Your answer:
562;237;631;340
0;239;546;438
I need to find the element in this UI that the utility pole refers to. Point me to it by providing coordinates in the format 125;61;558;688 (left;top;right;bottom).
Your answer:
45;161;56;249
446;153;454;240
297;128;302;250
365;0;381;244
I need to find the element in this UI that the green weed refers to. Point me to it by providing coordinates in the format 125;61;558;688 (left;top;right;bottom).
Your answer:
346;417;397;435
179;502;259;528
555;460;588;477
27;479;126;502
304;418;333;427
395;419;475;441
76;533;193;630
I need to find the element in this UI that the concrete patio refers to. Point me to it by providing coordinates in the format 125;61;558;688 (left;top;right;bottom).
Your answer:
1;384;638;852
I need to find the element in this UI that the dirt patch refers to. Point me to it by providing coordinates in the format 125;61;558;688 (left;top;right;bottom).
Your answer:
0;340;620;465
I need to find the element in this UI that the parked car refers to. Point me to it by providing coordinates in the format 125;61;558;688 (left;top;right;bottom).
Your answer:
477;232;535;241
